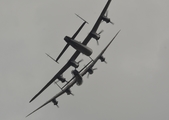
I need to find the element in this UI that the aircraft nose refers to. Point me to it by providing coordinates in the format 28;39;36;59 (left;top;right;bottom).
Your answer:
64;36;70;42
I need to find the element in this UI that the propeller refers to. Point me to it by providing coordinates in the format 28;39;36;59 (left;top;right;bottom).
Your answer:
104;11;114;25
98;30;104;35
77;59;83;64
104;61;107;64
87;68;97;78
96;30;104;45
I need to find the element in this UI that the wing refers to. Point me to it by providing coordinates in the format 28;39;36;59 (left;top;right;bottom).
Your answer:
82;0;112;45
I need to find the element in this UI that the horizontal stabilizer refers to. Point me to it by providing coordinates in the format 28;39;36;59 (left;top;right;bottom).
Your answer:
75;13;88;24
45;53;58;63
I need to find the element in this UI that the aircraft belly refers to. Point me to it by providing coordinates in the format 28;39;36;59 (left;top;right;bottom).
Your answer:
70;40;92;56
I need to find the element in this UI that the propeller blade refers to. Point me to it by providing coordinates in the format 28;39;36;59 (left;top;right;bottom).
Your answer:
110;21;114;25
97;40;99;45
98;30;104;35
92;68;97;71
105;10;108;17
87;73;90;78
78;59;83;64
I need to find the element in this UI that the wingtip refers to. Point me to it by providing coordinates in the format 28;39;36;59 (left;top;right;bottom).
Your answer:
75;13;89;24
29;98;34;103
29;95;37;103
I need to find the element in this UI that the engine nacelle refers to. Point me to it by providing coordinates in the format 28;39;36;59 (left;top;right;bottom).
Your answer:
57;74;66;83
102;16;111;23
69;60;79;68
90;32;100;40
76;76;83;86
65;89;72;95
52;99;59;107
71;69;83;86
100;56;105;62
71;69;79;76
88;68;94;74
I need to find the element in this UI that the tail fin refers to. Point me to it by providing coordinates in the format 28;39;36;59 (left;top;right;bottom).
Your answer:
75;13;88;24
45;53;58;63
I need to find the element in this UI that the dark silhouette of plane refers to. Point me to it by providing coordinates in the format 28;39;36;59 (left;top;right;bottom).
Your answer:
26;30;120;117
29;0;113;103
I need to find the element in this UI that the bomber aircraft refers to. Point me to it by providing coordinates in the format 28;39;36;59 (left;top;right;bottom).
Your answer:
26;30;120;117
29;0;113;103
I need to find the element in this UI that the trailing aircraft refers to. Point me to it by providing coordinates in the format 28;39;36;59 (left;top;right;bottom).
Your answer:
29;0;113;103
26;30;120;117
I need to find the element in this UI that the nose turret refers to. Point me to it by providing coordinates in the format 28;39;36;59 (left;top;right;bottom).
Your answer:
64;36;71;43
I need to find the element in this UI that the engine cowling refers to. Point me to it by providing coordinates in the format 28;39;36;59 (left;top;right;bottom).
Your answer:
90;32;100;40
76;76;83;86
102;16;111;23
57;75;66;83
88;68;94;74
100;56;105;62
65;89;72;95
71;69;83;86
52;99;58;107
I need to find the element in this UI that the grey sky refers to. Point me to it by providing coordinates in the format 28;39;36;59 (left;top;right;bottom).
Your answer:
0;0;169;120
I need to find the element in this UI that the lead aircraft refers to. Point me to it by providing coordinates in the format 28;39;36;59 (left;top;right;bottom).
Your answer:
26;30;120;117
29;0;113;103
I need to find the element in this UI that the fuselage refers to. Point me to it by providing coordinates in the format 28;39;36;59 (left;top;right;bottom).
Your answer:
64;36;93;56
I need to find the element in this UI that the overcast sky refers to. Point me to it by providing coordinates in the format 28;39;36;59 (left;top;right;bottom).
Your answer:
1;0;169;120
